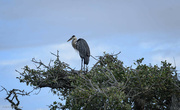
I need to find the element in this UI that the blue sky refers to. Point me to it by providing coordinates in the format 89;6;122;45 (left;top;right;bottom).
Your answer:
0;0;180;109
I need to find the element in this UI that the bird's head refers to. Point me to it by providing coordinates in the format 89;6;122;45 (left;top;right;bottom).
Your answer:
67;35;76;42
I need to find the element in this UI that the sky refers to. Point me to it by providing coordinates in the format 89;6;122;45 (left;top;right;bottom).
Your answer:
0;0;180;109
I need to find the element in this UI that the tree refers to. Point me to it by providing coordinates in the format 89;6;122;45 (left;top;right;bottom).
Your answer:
1;51;180;110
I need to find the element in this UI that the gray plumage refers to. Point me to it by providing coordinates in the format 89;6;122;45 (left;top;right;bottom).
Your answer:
76;38;90;65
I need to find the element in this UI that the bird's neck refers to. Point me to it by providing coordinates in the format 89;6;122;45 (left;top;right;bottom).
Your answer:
72;37;77;49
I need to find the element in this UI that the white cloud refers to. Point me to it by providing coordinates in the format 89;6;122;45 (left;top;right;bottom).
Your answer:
152;55;180;69
0;59;28;66
48;43;79;60
152;55;173;64
36;108;48;110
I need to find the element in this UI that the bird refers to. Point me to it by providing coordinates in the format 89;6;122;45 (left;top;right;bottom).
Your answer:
67;35;90;71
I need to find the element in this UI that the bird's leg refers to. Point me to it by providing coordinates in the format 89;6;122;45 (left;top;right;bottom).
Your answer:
81;58;83;71
85;65;87;72
84;63;85;72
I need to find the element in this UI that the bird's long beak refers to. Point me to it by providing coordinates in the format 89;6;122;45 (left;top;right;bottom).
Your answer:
67;37;73;42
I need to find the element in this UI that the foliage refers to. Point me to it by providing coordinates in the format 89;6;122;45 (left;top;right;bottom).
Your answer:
63;53;180;110
1;51;180;110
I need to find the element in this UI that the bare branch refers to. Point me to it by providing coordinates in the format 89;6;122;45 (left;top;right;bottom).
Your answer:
50;50;59;58
32;58;50;69
0;86;40;110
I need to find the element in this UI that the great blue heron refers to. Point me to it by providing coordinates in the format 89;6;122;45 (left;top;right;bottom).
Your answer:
67;35;90;71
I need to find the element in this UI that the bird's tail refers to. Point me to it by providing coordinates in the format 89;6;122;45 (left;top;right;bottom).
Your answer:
84;57;89;65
